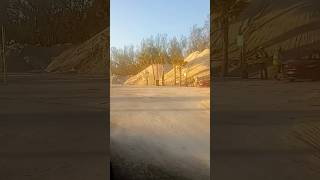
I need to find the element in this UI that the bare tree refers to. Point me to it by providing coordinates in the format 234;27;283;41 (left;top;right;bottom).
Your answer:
187;16;209;55
213;0;250;77
168;37;186;86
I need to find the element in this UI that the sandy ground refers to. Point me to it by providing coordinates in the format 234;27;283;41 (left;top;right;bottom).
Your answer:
0;73;109;180
6;73;320;179
212;79;320;180
110;85;210;180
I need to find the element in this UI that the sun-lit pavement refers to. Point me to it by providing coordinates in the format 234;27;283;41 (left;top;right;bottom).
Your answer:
111;85;210;180
0;73;109;180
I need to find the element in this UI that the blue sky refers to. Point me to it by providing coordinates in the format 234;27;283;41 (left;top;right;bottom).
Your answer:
111;0;210;49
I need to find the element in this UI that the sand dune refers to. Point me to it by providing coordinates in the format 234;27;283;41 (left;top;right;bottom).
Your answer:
125;49;210;86
46;29;108;74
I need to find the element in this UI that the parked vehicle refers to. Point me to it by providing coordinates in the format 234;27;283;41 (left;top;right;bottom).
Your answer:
283;56;320;81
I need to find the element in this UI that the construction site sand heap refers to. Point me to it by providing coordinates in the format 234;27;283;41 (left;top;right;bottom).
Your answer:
46;29;108;74
124;64;172;85
125;49;210;86
164;49;210;85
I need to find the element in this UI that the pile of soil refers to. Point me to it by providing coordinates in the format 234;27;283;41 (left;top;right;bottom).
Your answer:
124;64;172;85
46;29;108;74
164;49;210;86
124;49;210;86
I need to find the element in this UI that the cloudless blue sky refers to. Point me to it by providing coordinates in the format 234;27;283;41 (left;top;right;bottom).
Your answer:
111;0;210;49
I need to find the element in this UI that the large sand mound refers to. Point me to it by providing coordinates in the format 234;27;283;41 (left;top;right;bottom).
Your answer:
164;49;210;86
125;49;210;86
124;64;172;85
46;29;108;74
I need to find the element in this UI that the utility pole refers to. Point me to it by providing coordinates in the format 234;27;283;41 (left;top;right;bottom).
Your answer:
1;25;6;85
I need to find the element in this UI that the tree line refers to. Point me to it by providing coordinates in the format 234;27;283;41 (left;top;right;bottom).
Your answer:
111;16;210;82
0;0;108;46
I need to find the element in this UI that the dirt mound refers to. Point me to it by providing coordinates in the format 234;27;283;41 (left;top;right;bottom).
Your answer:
185;51;200;62
124;64;172;85
46;29;108;74
164;49;210;86
125;49;210;86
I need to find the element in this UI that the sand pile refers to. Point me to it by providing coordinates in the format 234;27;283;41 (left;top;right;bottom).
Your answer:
164;49;210;86
125;49;210;86
185;51;200;62
46;29;108;74
124;64;172;85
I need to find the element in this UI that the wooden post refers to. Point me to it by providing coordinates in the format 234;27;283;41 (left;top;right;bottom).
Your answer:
156;63;159;86
240;45;245;78
1;25;6;85
179;65;182;87
185;67;188;87
174;65;176;86
242;42;248;79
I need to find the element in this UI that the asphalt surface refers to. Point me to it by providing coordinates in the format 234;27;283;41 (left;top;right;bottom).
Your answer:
110;85;210;180
212;79;320;180
0;73;109;180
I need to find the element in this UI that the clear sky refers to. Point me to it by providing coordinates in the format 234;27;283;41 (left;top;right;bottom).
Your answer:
111;0;210;49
